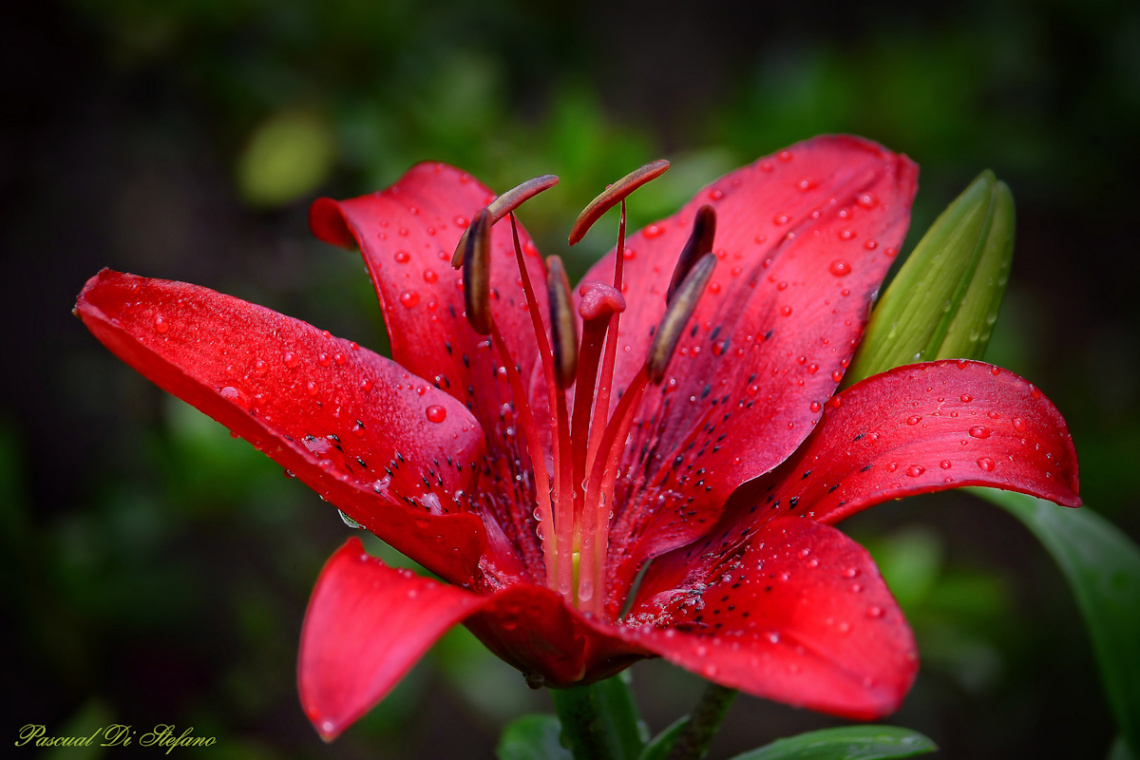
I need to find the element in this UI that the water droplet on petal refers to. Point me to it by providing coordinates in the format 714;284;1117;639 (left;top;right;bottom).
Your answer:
828;259;852;276
969;426;991;439
154;315;169;334
906;465;925;477
426;405;447;423
977;457;996;472
1012;417;1027;432
400;290;421;308
906;415;922;426
394;250;411;264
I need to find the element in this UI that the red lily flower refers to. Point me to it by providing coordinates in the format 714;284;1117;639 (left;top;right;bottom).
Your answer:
75;136;1079;741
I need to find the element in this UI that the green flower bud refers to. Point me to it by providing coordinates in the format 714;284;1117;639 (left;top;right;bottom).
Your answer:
845;170;1014;387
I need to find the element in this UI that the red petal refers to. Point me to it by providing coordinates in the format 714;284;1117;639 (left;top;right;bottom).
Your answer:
76;270;488;582
600;137;918;590
626;517;917;719
763;360;1079;525
300;539;483;740
300;540;650;739
310;163;552;459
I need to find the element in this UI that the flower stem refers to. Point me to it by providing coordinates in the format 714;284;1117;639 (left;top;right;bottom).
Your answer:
665;684;738;760
551;676;645;760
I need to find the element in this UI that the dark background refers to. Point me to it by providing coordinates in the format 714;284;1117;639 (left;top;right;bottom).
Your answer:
3;0;1138;757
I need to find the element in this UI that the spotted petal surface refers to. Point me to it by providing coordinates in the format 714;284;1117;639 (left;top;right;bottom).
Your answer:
625;516;916;719
593;137;920;601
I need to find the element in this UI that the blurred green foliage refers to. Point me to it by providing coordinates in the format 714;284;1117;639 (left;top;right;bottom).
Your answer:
6;0;1139;758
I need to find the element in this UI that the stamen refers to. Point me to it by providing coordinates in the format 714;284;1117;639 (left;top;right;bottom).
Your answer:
546;256;578;388
666;204;717;304
505;215;562;589
452;175;560;267
568;159;669;245
462;208;492;334
647;252;717;383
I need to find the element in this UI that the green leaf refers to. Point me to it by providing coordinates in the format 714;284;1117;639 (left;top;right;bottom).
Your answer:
846;171;1013;387
970;488;1140;757
497;714;573;760
639;717;688;760
728;725;937;760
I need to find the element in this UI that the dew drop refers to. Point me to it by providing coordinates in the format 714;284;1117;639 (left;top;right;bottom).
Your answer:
906;415;922;426
906;465;925;477
780;305;793;317
400;290;421;308
977;457;996;472
394;250;411;264
154;315;169;334
969;426;991;439
863;239;878;250
426;405;447;423
708;188;724;201
842;567;860;579
1012;417;1027;432
644;224;664;239
828;259;852;277
960;394;973;403
810;401;821;413
838;228;857;241
857;192;878;209
940;459;952;469
773;213;789;226
423;269;438;284
284;351;299;368
867;605;884;618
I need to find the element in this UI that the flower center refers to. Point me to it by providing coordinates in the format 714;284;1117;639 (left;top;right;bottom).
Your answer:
453;165;717;618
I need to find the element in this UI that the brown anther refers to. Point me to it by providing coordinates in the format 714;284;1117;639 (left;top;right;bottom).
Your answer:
666;204;717;304
647;253;717;384
452;174;560;268
568;159;670;246
463;209;492;335
546;256;578;387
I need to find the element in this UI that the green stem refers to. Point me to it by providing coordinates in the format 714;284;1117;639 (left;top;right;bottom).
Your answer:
551;677;645;760
665;684;738;760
